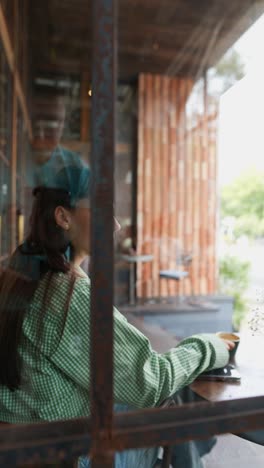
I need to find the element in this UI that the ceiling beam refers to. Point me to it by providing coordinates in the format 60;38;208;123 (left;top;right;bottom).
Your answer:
29;0;264;81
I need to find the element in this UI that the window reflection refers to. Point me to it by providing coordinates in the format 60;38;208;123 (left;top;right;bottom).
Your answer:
0;1;264;466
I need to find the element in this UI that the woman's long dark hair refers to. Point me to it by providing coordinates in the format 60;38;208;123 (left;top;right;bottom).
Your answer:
0;187;76;391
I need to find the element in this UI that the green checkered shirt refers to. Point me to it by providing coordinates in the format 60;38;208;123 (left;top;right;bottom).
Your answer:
0;271;229;423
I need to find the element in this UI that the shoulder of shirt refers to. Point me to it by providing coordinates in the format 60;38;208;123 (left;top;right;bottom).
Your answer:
36;270;129;328
34;270;89;300
71;276;127;322
72;272;91;300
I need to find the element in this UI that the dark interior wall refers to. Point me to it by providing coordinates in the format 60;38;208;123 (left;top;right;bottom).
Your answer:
114;85;137;305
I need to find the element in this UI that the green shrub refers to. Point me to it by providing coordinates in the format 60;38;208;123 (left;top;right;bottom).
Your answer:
219;255;250;330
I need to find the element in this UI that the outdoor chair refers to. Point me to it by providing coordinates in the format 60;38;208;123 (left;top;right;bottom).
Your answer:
158;239;192;303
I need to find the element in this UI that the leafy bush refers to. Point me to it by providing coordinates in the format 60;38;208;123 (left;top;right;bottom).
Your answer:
221;168;264;219
233;214;264;239
219;255;250;330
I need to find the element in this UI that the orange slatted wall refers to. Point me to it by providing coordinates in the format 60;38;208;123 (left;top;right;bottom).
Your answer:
137;73;218;299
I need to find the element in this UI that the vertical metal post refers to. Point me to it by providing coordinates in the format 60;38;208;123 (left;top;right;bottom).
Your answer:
10;0;18;254
90;0;117;466
10;91;17;253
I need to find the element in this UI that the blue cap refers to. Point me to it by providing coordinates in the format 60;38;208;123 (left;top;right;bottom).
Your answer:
34;146;91;206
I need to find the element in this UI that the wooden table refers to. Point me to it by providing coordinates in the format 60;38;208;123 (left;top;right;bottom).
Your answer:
127;317;264;444
191;332;264;401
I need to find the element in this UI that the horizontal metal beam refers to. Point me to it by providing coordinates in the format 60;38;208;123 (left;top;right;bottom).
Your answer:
0;418;91;465
0;397;263;464
112;395;264;451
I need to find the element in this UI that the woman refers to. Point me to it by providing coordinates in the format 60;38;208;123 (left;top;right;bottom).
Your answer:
0;152;233;467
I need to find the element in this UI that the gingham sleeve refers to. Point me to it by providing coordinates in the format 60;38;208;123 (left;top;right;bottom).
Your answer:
50;279;229;408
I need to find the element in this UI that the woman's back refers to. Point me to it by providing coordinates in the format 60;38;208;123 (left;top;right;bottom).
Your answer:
0;270;92;423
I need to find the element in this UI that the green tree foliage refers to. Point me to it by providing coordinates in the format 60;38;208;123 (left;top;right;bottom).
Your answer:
219;256;250;330
222;168;264;218
221;169;264;238
209;48;245;96
215;49;245;93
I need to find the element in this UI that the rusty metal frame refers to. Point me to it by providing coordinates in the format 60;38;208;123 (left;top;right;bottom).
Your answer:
0;397;263;464
0;0;264;466
89;0;116;465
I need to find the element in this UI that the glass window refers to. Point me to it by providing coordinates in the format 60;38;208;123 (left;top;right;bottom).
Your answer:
0;1;264;466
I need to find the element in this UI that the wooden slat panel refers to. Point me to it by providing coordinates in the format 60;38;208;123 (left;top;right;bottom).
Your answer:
160;76;170;297
203;77;210;295
137;74;145;298
190;80;196;296
200;110;208;294
173;78;182;298
181;78;187;297
144;74;153;297
167;78;177;296
141;74;147;297
197;113;204;296
141;74;148;296
152;75;161;298
177;78;186;297
137;73;218;299
184;79;193;297
192;108;200;295
156;77;163;299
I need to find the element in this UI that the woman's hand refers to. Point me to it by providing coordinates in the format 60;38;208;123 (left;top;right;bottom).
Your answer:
221;339;235;351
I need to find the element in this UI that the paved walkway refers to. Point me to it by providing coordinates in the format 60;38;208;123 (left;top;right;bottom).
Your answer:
204;434;264;468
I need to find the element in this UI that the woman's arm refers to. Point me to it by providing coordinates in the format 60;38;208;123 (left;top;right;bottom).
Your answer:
113;309;229;407
51;278;229;408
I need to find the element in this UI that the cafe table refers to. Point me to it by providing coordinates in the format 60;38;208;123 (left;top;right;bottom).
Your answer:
191;332;264;401
127;315;264;445
190;331;264;445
